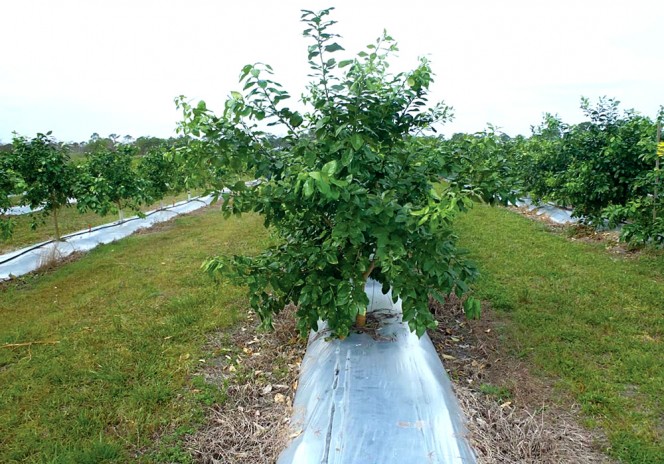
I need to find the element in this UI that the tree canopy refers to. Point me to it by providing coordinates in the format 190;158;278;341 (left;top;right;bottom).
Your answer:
177;8;480;337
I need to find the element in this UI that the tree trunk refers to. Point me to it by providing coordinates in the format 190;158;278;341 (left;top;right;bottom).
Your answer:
53;206;61;241
356;260;376;328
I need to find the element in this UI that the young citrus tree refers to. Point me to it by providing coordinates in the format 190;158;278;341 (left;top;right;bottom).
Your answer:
10;132;75;241
432;129;524;206
177;8;479;338
75;144;149;220
138;145;184;204
0;153;23;239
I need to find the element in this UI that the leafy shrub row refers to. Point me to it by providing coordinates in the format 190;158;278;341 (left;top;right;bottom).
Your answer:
437;98;663;246
0;132;183;240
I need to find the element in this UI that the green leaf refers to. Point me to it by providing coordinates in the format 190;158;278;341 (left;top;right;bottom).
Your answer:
341;150;354;166
322;160;338;178
350;134;363;151
325;43;344;53
303;178;314;197
240;64;253;80
317;177;331;196
330;178;348;187
463;297;481;320
289;112;304;128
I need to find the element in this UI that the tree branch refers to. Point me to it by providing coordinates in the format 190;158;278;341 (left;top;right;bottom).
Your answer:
362;259;376;281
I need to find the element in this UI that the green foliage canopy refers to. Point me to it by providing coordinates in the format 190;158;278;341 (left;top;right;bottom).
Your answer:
9;132;75;240
0;153;23;239
75;144;149;217
138;146;184;203
176;8;479;337
434;128;524;206
523;98;656;222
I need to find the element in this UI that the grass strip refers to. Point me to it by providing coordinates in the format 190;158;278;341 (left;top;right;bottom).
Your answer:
455;204;663;463
1;191;202;254
0;209;269;463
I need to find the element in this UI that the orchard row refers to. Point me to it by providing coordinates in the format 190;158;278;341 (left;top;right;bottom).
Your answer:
0;133;184;241
434;97;663;246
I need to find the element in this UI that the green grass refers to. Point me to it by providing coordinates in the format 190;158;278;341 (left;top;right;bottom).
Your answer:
455;204;664;463
1;191;202;254
0;209;270;463
3;196;663;463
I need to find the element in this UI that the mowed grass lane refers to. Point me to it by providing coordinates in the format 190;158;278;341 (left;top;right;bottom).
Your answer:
0;209;269;463
455;204;663;463
0;191;201;255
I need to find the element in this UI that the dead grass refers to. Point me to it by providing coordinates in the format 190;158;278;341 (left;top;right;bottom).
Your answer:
455;386;608;463
508;205;635;256
35;241;67;271
429;296;614;464
184;305;306;464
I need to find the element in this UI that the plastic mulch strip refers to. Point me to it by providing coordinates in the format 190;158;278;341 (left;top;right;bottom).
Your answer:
278;279;477;464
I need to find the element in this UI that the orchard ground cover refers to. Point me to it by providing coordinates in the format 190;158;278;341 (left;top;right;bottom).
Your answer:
455;203;663;463
0;208;271;463
0;190;200;255
1;199;660;462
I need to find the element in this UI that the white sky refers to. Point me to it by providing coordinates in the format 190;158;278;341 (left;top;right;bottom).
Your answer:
1;0;662;143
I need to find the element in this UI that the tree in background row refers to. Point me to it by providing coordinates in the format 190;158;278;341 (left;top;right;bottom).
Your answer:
0;154;23;239
138;145;185;205
9;132;75;240
603;109;664;245
522;98;656;223
433;128;524;206
176;8;480;338
75;144;150;221
1;133;183;242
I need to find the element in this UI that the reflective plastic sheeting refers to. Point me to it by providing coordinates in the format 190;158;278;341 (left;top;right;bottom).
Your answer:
0;196;215;280
513;197;578;224
278;280;476;464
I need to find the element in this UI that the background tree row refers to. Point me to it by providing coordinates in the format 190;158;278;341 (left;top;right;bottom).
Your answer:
0;132;186;241
435;98;663;246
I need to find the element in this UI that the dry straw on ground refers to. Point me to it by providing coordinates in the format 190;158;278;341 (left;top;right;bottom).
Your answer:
429;296;613;464
455;385;608;463
184;305;306;464
184;297;613;463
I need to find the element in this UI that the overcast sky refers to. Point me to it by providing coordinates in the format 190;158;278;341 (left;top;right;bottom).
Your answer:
1;0;662;143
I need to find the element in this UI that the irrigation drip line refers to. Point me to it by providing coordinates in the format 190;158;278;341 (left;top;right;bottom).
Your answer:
0;239;55;266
